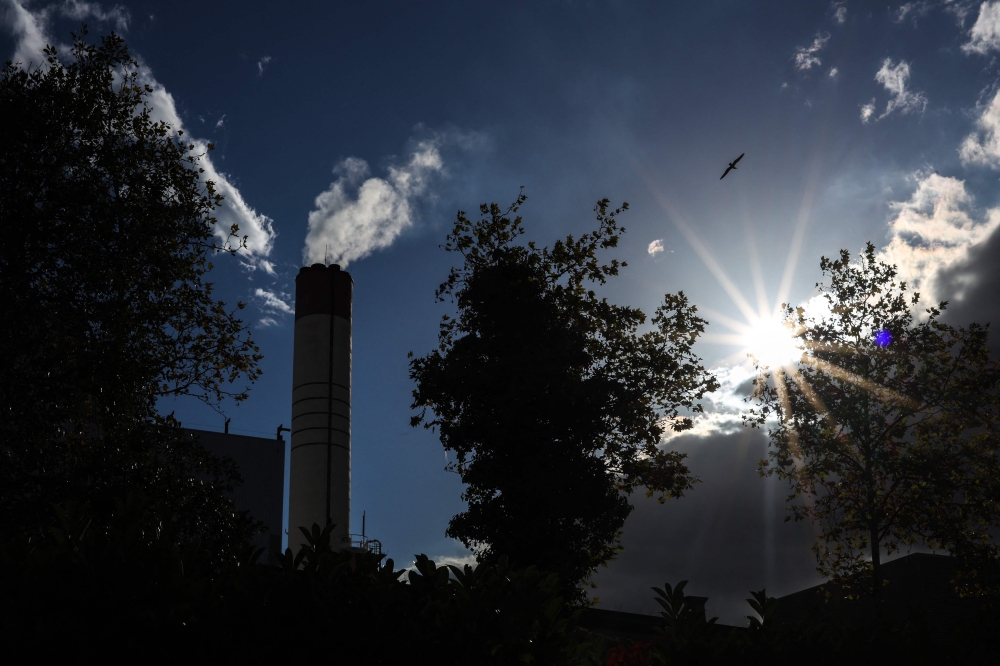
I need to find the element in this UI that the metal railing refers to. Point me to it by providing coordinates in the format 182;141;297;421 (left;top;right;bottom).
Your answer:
346;534;382;555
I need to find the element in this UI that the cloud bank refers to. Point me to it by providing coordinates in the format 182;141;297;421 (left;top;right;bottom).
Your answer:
593;430;820;624
2;0;276;269
662;365;754;443
879;173;1000;308
303;138;444;268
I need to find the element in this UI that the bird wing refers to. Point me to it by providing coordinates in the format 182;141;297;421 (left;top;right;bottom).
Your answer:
720;165;733;180
733;153;744;165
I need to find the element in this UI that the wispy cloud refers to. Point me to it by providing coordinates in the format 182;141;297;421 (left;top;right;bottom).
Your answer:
257;55;271;76
860;99;876;123
254;288;294;315
832;2;847;25
258;316;278;327
893;1;935;24
60;0;128;28
863;59;927;122
962;1;1000;54
828;67;839;78
215;113;226;129
2;1;277;270
879;172;1000;307
946;0;980;24
792;33;829;71
303;137;445;268
647;239;664;256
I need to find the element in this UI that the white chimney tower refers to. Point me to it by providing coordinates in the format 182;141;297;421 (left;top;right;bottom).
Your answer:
289;263;353;548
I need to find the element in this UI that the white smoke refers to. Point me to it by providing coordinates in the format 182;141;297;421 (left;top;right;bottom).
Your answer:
303;138;444;268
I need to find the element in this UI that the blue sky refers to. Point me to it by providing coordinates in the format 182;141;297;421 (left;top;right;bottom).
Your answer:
7;0;1000;622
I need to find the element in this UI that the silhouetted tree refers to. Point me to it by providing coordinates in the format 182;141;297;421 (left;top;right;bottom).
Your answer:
0;29;260;564
409;193;719;602
745;243;1000;595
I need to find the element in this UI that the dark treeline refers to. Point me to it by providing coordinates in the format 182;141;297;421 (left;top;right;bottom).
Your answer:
4;510;1000;662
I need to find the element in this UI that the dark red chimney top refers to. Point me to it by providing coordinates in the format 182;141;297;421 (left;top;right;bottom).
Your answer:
295;264;353;320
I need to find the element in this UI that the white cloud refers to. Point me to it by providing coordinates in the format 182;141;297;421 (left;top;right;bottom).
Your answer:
3;0;128;66
647;239;664;256
4;0;53;66
402;543;477;576
962;1;1000;54
215;113;226;129
430;553;478;569
194;137;276;260
2;1;277;269
879;173;1000;306
860;99;876;123
959;87;1000;167
828;67;839;77
254;288;294;315
832;2;847;24
793;33;829;71
303;138;444;267
258;317;278;327
868;59;927;121
257;55;271;76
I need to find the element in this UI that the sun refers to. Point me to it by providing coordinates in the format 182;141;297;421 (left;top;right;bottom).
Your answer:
742;316;801;369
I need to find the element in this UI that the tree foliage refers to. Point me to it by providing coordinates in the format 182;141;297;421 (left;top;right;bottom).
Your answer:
1;515;584;663
745;243;1000;593
0;29;260;561
409;193;719;600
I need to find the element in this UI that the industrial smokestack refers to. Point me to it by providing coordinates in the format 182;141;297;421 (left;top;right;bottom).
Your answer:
289;264;353;548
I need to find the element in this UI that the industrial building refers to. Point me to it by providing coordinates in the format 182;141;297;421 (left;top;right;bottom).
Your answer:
185;427;286;556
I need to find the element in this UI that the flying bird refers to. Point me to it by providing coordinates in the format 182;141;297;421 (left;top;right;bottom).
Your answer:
720;153;745;180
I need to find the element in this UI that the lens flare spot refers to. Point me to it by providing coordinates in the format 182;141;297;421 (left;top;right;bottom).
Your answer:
874;329;892;347
744;317;800;368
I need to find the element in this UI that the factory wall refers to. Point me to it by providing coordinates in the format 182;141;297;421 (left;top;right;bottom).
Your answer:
185;428;286;557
